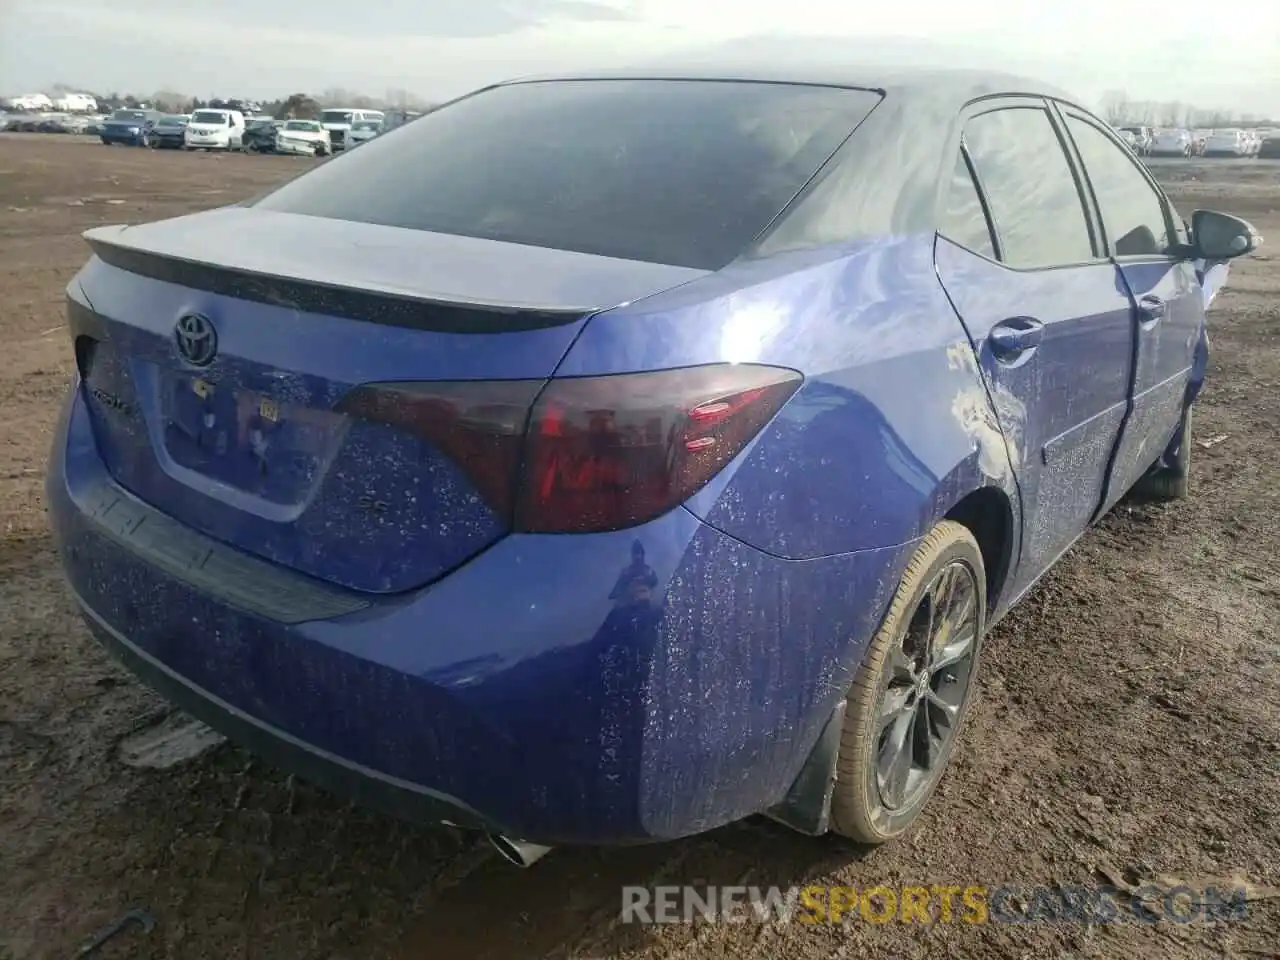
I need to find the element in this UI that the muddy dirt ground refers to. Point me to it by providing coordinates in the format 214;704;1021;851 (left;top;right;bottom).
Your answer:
1;135;1277;960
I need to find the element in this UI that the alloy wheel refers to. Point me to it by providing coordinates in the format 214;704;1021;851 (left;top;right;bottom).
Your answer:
873;559;980;811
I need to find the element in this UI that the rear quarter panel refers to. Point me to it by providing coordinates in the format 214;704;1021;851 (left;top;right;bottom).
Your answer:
558;234;1020;560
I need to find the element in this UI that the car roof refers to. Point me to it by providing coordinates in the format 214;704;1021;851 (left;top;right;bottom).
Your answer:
427;43;1101;250
504;48;1081;112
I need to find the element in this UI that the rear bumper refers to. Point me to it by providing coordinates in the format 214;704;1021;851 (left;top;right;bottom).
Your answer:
47;380;911;843
77;595;494;829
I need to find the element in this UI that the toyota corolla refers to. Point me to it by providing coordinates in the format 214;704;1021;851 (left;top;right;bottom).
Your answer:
47;57;1259;865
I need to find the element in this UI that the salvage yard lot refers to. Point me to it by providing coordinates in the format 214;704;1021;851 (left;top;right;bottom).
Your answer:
1;134;1278;959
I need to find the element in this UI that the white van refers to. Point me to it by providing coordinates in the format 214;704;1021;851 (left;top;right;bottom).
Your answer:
319;108;385;151
184;108;246;151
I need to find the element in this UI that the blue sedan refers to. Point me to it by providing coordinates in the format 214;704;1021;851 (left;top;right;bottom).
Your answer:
47;56;1259;865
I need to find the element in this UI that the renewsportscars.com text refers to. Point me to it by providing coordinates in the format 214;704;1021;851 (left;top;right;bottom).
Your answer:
621;884;1250;925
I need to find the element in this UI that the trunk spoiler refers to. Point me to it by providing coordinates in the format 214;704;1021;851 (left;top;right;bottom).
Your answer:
82;207;707;334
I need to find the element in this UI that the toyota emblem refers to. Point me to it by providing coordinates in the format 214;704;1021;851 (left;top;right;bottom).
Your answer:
174;313;217;366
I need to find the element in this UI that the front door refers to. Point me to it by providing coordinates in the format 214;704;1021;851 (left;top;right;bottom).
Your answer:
934;100;1136;596
1057;109;1204;505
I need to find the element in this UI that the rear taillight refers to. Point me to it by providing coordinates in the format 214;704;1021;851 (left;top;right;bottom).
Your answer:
335;380;541;518
517;365;801;532
336;364;801;534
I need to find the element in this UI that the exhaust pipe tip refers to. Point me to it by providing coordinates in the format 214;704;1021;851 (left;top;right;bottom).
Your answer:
488;834;553;868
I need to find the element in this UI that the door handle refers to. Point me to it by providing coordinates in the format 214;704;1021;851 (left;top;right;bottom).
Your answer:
1138;295;1167;325
989;317;1045;361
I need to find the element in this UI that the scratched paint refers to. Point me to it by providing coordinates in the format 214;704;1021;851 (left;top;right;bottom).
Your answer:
946;339;1024;483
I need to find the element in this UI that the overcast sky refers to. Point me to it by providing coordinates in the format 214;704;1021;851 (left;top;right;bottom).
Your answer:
2;0;1278;116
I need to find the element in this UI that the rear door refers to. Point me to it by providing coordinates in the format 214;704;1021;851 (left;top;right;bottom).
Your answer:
1057;107;1203;505
934;99;1136;594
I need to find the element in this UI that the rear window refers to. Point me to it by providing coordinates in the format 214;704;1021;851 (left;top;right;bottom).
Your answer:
321;110;353;124
254;80;881;269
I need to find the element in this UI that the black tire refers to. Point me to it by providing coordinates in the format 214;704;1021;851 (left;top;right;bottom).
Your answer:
1133;405;1192;500
830;520;986;844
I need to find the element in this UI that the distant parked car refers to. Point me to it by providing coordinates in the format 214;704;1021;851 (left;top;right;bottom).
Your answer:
319;107;384;151
184;109;246;151
8;93;53;111
1204;129;1250;157
35;113;73;134
381;109;425;132
1259;134;1280;158
150;115;189;149
99;109;160;146
1149;128;1193;157
345;118;382;149
1119;125;1153;155
50;62;1262;864
274;119;331;156
242;118;283;153
54;93;100;113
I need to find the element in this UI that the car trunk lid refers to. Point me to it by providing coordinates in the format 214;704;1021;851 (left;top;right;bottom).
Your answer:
72;206;706;593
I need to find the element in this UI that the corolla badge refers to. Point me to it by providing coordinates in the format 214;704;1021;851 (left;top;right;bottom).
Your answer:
174;313;217;366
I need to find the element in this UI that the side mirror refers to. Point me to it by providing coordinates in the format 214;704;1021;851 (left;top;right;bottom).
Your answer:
1192;209;1263;261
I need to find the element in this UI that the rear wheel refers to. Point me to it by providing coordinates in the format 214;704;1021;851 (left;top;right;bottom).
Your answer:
1133;404;1192;500
830;520;985;844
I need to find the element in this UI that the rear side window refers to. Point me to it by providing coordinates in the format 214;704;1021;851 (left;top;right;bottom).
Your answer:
938;149;996;259
963;107;1095;269
254;80;881;270
1063;115;1173;257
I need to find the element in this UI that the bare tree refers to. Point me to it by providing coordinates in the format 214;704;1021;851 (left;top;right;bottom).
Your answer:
152;90;189;113
1124;100;1156;125
321;87;358;107
276;93;320;120
1099;89;1131;125
1159;101;1188;127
